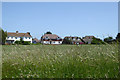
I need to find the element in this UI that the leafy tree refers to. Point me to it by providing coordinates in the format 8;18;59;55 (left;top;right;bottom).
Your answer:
116;33;120;42
45;31;52;34
104;37;114;44
62;38;72;44
91;37;105;44
0;28;7;45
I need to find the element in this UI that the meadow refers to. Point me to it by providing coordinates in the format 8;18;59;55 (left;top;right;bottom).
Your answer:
2;44;119;78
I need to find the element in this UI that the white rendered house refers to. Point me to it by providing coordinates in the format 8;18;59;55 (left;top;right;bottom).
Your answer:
41;34;63;45
6;31;32;44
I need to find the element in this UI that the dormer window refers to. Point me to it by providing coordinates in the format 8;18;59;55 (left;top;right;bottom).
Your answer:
57;37;60;40
73;38;76;40
45;36;49;39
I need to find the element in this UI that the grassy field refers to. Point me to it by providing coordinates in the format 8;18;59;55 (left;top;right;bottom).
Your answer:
2;44;119;78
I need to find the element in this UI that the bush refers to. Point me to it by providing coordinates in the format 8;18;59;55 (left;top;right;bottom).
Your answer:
91;37;105;44
15;41;31;45
23;41;31;45
62;39;72;44
15;41;22;44
104;37;114;44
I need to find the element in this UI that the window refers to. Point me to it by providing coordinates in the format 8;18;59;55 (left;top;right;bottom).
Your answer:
8;37;9;39
45;36;49;39
15;37;17;39
29;37;31;39
11;37;13;39
59;41;61;43
25;37;27;39
73;38;76;40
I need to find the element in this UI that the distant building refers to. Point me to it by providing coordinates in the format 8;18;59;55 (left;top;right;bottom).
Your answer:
64;36;84;44
82;36;95;44
32;38;40;44
6;31;32;44
41;34;63;44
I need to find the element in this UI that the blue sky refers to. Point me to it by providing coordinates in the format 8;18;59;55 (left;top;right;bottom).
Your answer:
2;2;118;39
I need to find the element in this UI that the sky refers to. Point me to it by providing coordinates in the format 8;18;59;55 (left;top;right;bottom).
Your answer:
2;2;118;40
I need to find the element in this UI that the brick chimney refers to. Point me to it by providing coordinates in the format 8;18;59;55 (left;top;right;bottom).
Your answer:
16;31;18;33
27;32;30;35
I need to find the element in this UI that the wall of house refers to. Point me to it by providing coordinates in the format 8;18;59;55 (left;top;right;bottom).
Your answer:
6;36;32;43
42;41;50;44
22;37;32;43
6;37;20;43
51;41;62;44
42;41;62;44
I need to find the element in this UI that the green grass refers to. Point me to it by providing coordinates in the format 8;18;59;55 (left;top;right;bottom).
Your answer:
2;44;119;78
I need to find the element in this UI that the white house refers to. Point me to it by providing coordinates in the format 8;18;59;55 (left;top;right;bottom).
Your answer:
41;34;63;45
6;31;32;44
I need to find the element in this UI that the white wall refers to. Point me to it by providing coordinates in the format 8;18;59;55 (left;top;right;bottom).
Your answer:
6;36;32;43
23;37;32;43
42;41;62;44
43;41;50;44
51;41;62;44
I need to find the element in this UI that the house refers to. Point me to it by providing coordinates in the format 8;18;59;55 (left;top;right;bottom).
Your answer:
63;36;84;44
82;36;95;44
41;34;63;44
32;38;40;44
6;31;32;44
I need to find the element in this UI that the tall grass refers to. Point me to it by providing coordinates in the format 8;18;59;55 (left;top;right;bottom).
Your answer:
2;44;119;78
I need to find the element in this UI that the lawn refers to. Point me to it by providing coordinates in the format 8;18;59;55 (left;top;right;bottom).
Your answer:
2;44;119;78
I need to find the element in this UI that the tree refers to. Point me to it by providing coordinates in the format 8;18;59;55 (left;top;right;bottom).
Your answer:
15;37;23;44
45;31;52;34
62;38;72;44
91;37;105;44
104;37;114;44
0;28;7;45
116;33;120;42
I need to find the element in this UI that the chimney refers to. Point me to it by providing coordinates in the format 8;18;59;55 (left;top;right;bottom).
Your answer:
27;32;30;35
16;31;18;33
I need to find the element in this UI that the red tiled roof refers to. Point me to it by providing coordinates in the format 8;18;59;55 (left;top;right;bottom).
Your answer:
42;34;62;39
7;32;32;37
33;38;40;42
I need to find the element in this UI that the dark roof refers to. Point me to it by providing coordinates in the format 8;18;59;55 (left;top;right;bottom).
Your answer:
7;31;32;37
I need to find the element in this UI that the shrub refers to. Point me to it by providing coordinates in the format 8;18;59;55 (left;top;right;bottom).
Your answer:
22;41;31;45
62;39;72;44
15;41;31;45
15;41;22;44
91;37;105;44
